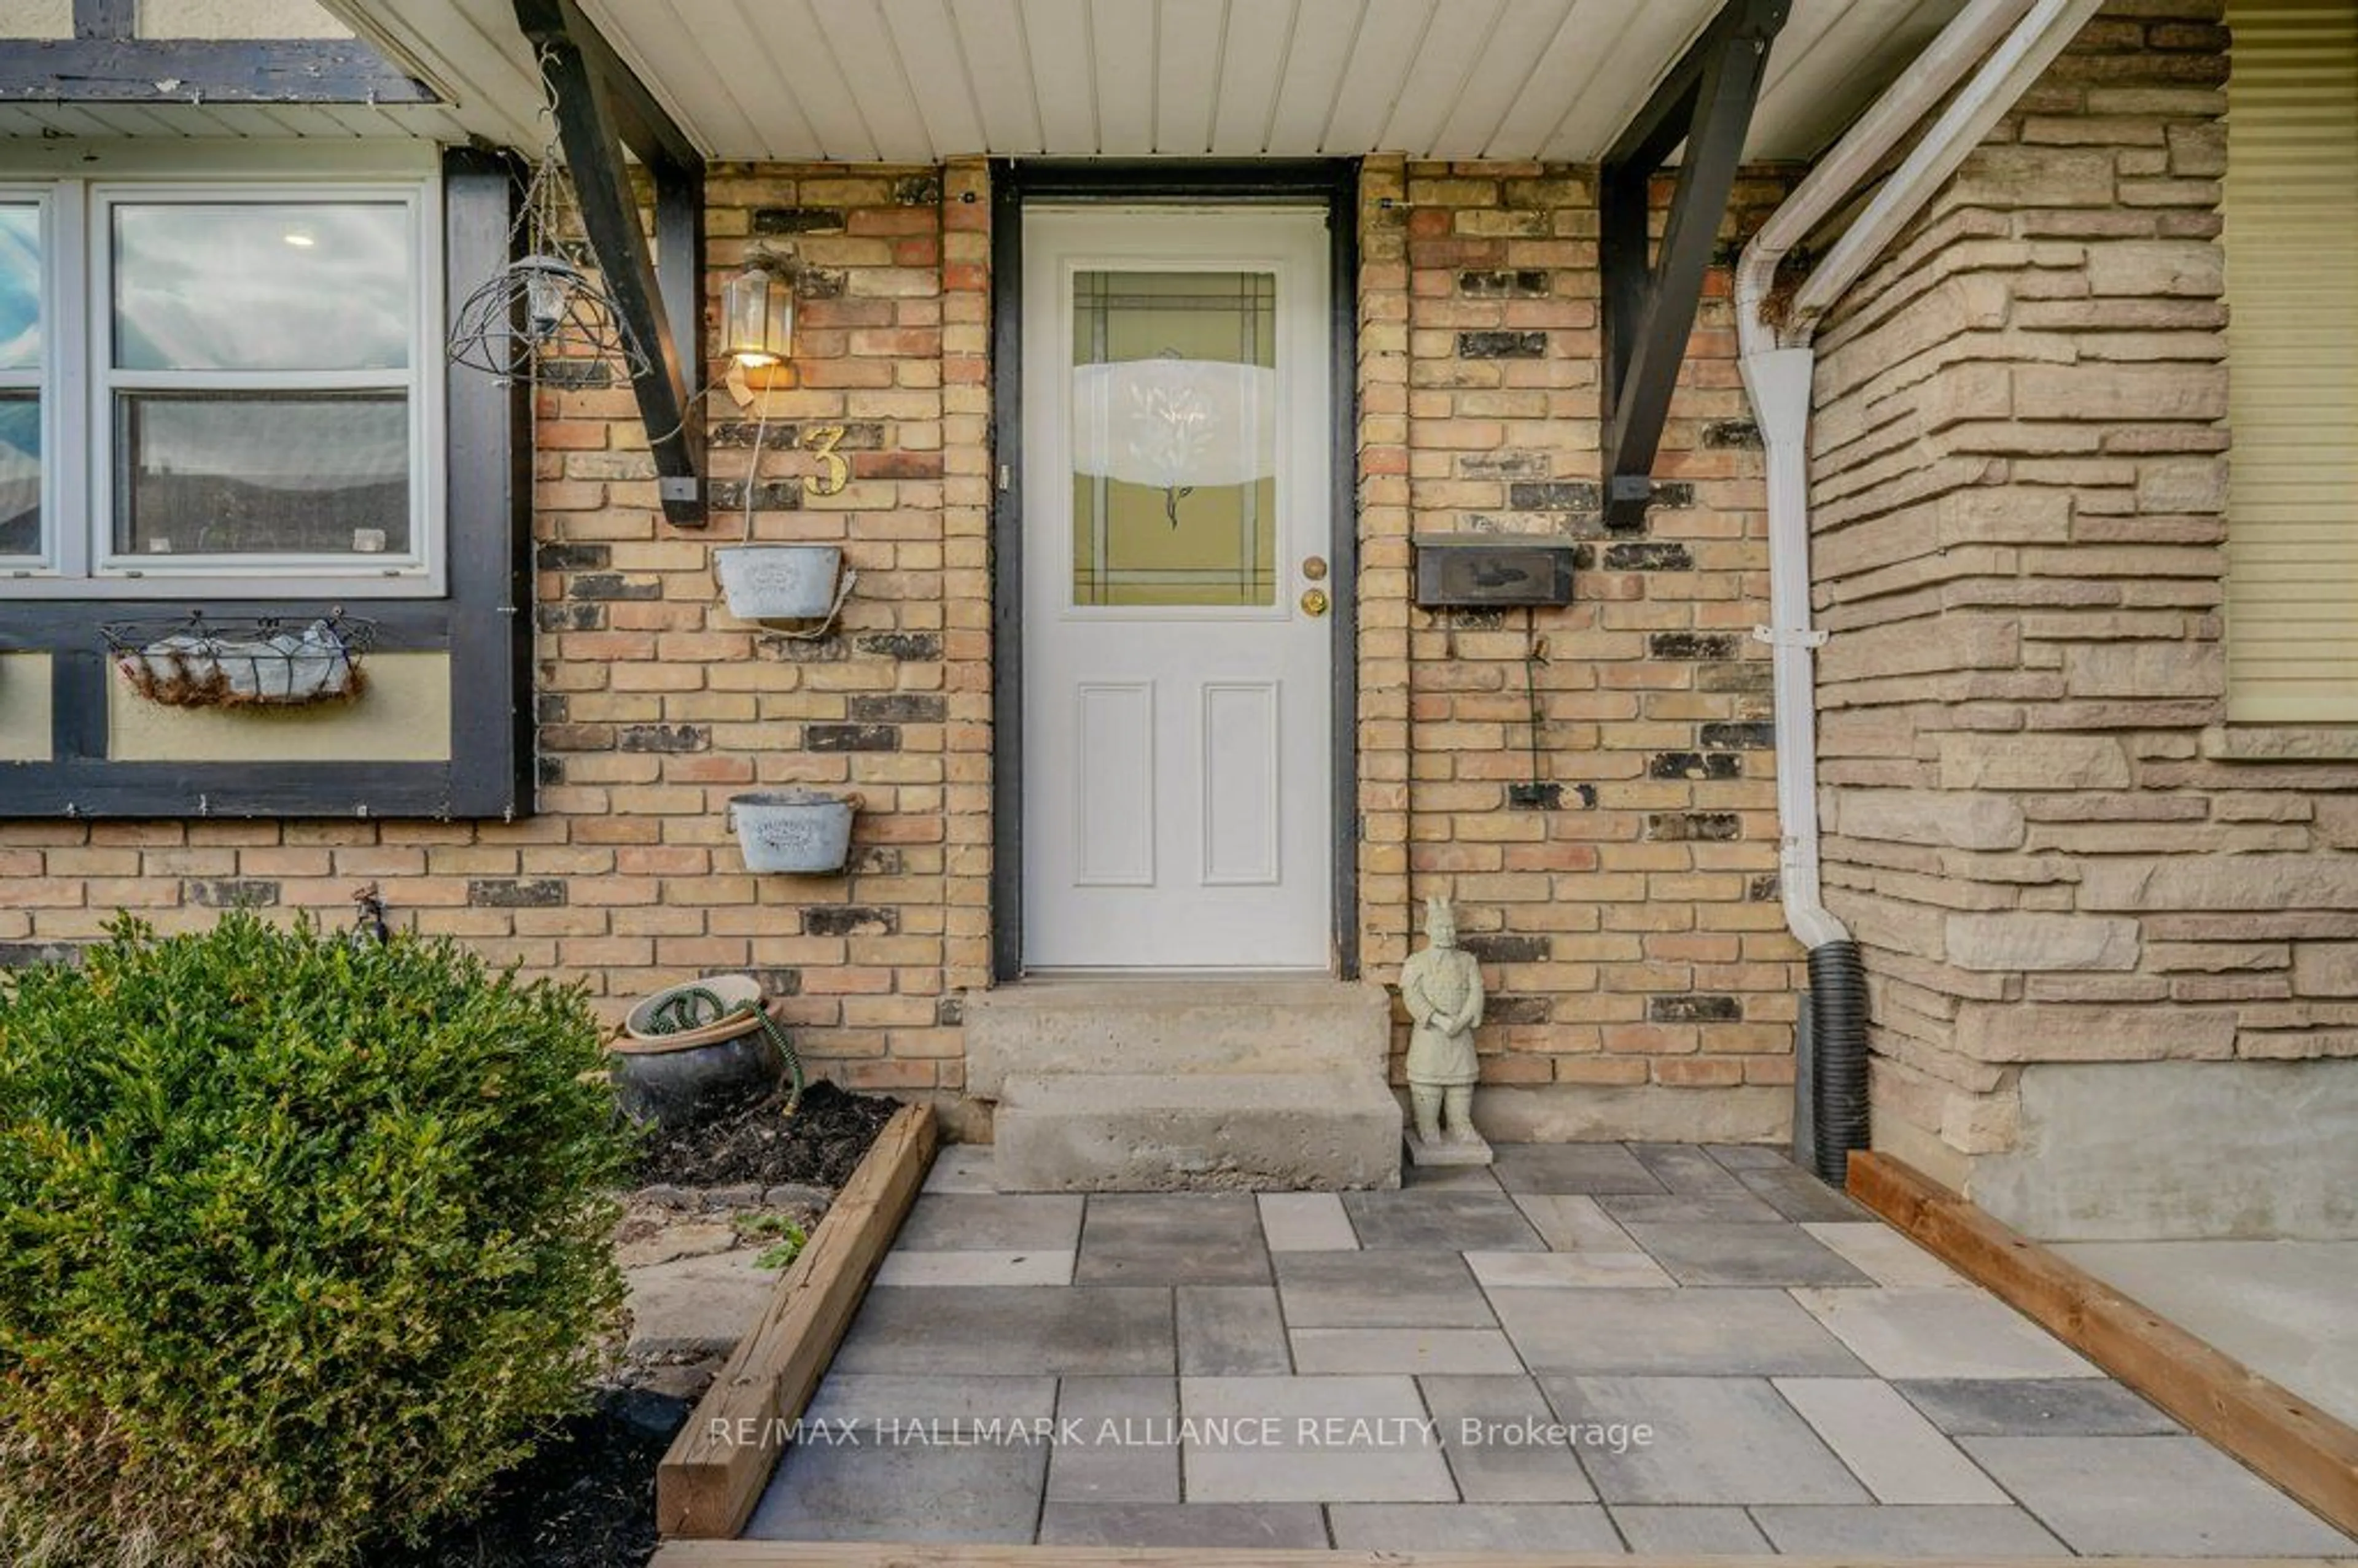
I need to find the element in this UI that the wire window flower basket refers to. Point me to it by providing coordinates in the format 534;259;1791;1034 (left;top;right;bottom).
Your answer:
103;611;376;710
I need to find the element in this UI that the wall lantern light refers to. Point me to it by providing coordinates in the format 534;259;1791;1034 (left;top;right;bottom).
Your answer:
723;263;795;368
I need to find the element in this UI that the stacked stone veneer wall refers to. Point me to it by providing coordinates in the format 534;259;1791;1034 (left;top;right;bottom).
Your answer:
0;155;1808;1139
1810;1;2358;1236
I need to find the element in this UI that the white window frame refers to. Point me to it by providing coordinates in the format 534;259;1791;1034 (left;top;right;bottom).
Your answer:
1;166;445;599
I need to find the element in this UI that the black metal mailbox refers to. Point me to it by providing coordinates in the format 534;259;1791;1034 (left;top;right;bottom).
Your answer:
1412;534;1578;608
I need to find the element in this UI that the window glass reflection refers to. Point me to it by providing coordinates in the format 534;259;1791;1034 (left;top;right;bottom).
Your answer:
0;395;36;556
115;393;409;557
112;203;410;372
0;206;36;371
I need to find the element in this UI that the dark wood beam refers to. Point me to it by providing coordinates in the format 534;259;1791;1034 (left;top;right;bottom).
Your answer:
1598;0;1788;528
512;0;707;527
0;38;437;103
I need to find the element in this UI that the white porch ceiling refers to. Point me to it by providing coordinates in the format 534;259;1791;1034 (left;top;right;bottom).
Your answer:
2;0;1968;163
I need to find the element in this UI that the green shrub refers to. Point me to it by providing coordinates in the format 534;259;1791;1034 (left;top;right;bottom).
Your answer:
0;914;634;1567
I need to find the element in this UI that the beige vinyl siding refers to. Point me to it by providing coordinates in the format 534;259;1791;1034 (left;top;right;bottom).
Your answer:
2222;0;2358;723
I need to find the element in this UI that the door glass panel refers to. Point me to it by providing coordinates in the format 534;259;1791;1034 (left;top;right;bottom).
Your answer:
1070;270;1277;607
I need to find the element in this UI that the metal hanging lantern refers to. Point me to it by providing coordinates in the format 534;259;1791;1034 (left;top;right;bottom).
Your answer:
722;264;795;367
444;58;652;385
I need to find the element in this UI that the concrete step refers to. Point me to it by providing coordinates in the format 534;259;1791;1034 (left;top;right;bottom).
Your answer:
993;1071;1404;1192
965;977;1390;1099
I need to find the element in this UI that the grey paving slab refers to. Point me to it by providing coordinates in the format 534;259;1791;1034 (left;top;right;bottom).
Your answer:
831;1286;1174;1376
1256;1192;1357;1251
1178;1285;1291;1375
922;1144;999;1193
1793;1286;2100;1381
895;1193;1084;1251
1631;1141;1750;1195
1622;1219;1873;1287
1341;1189;1544;1251
1180;1375;1457;1503
1047;1376;1178;1505
1290;1328;1522;1375
1772;1377;2009;1504
1506;1192;1639;1252
745;1434;1050;1542
1736;1161;1873;1222
1610;1505;1773;1552
1276;1248;1495;1329
873;1249;1075;1286
1752;1504;2071;1556
1705;1142;1792;1171
802;1372;1058;1432
1403;1161;1504;1191
1465;1248;1673;1289
1803;1221;1970;1287
1546;1375;1872;1506
1492;1287;1866;1376
1037;1503;1327;1548
1895;1376;2181;1437
1962;1434;2356;1556
1327;1503;1622;1551
1076;1193;1270;1285
1597;1189;1786;1224
1492;1143;1665;1195
1419;1375;1597;1504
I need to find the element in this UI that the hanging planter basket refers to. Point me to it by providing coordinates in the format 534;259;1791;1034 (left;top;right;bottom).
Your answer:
102;613;374;710
728;787;861;874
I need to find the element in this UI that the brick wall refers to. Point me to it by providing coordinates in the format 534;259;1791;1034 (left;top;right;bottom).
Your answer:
1810;1;2358;1222
2;152;1807;1139
1360;157;1804;1140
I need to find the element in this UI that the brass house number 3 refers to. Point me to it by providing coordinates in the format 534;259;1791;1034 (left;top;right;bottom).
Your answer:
803;425;849;498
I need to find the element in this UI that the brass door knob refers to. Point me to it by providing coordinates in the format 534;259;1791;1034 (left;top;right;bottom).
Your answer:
1301;588;1330;618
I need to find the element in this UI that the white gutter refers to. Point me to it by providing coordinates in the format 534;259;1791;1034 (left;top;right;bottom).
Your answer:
1736;0;2106;952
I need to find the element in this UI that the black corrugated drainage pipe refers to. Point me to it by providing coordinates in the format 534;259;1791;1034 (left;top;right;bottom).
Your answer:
1807;940;1869;1184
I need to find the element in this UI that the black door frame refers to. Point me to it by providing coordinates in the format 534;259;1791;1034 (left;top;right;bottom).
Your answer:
988;158;1361;984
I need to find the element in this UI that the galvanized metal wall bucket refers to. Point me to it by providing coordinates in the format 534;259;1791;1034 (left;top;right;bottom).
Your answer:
727;787;860;874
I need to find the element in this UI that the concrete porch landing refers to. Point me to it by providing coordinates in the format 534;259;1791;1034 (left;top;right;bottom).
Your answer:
967;979;1401;1192
745;1144;2356;1556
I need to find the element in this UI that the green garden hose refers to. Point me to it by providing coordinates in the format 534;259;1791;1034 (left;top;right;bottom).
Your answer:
644;984;804;1116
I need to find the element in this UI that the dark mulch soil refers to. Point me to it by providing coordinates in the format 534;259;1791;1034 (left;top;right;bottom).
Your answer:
632;1079;901;1190
376;1084;898;1567
375;1389;675;1568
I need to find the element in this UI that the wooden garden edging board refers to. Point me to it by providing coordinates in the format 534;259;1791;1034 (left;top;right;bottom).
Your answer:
1848;1151;2358;1540
648;1543;2354;1567
657;1101;937;1539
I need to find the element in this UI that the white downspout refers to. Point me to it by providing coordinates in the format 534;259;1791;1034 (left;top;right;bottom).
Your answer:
1737;0;2107;953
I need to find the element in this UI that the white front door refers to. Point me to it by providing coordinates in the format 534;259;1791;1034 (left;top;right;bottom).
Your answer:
1022;207;1333;971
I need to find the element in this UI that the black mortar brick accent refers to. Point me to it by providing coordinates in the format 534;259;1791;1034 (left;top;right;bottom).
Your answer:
751;206;846;235
807;724;900;752
537;604;604;632
1698;662;1773;694
1700;721;1776;750
0;942;80;968
184;879;279;909
568;573;662;601
1749;873;1783;902
1649;751;1744;780
893;173;942;205
535;360;612;389
1646;812;1743;842
469;879;567;908
1486;995;1552;1026
1458;330;1547;359
535;693;570;724
1650;994;1743;1023
759;633;847;662
846;846;906;875
849;693;947;724
1458;269;1551;298
1461;933;1551;964
1648;632;1742;660
709;480;804;513
1702;419;1763;449
1508;480;1603;512
537;542;610;572
1603;541;1692;572
855;631;943;661
804;906;899;937
536;756;566;786
619;724;710;754
937;996;965;1027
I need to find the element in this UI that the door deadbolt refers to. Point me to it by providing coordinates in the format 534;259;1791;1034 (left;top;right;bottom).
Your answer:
1302;555;1329;581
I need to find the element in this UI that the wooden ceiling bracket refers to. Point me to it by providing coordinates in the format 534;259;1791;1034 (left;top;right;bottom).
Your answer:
513;0;708;528
1598;0;1789;531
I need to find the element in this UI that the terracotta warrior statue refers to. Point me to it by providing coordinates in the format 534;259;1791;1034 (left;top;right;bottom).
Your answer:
1401;895;1484;1147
